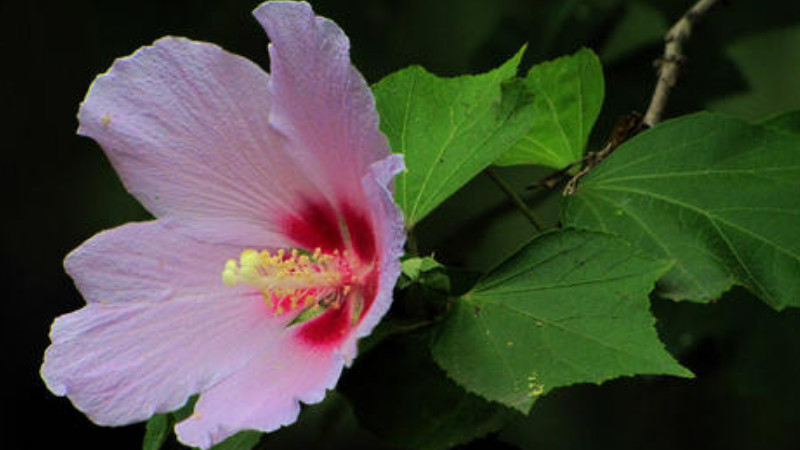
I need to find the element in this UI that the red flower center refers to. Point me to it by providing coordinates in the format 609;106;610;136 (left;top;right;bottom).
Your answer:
222;199;380;348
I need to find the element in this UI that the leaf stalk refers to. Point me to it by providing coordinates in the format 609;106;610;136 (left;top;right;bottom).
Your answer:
485;168;544;232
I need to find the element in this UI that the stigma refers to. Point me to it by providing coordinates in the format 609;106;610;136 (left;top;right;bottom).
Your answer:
221;247;353;315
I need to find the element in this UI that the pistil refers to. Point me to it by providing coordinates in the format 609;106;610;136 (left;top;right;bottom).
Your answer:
221;247;353;316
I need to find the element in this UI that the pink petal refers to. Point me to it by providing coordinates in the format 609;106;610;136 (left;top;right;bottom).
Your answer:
254;1;392;205
63;220;287;305
42;221;282;425
352;155;406;341
175;333;344;449
78;37;323;245
52;4;408;447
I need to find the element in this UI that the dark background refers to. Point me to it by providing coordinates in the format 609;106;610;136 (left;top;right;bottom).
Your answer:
6;0;800;449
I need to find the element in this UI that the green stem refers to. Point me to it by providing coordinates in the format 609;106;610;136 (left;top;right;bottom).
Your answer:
390;319;436;336
406;227;419;256
485;168;544;232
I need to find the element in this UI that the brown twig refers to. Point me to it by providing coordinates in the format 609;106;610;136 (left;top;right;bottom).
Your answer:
643;0;724;126
561;0;725;194
527;113;648;195
528;162;578;191
563;112;647;195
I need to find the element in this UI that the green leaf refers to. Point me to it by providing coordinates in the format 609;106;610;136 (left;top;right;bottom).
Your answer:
499;292;800;450
494;48;604;169
761;110;800;136
141;396;197;450
563;112;800;309
401;256;451;293
171;395;197;422
209;431;262;450
709;26;800;121
341;332;516;450
375;47;536;227
402;256;445;279
431;230;688;413
599;0;668;64
142;414;171;450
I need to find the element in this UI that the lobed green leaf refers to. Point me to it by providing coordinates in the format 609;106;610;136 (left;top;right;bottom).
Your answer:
494;48;604;169
374;47;536;227
563;112;800;308
431;230;688;413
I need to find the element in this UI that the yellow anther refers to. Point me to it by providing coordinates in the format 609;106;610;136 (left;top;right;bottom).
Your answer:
240;249;260;265
220;246;352;317
222;259;239;287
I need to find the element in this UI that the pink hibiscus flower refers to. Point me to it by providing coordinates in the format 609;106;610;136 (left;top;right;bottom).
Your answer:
41;2;405;448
